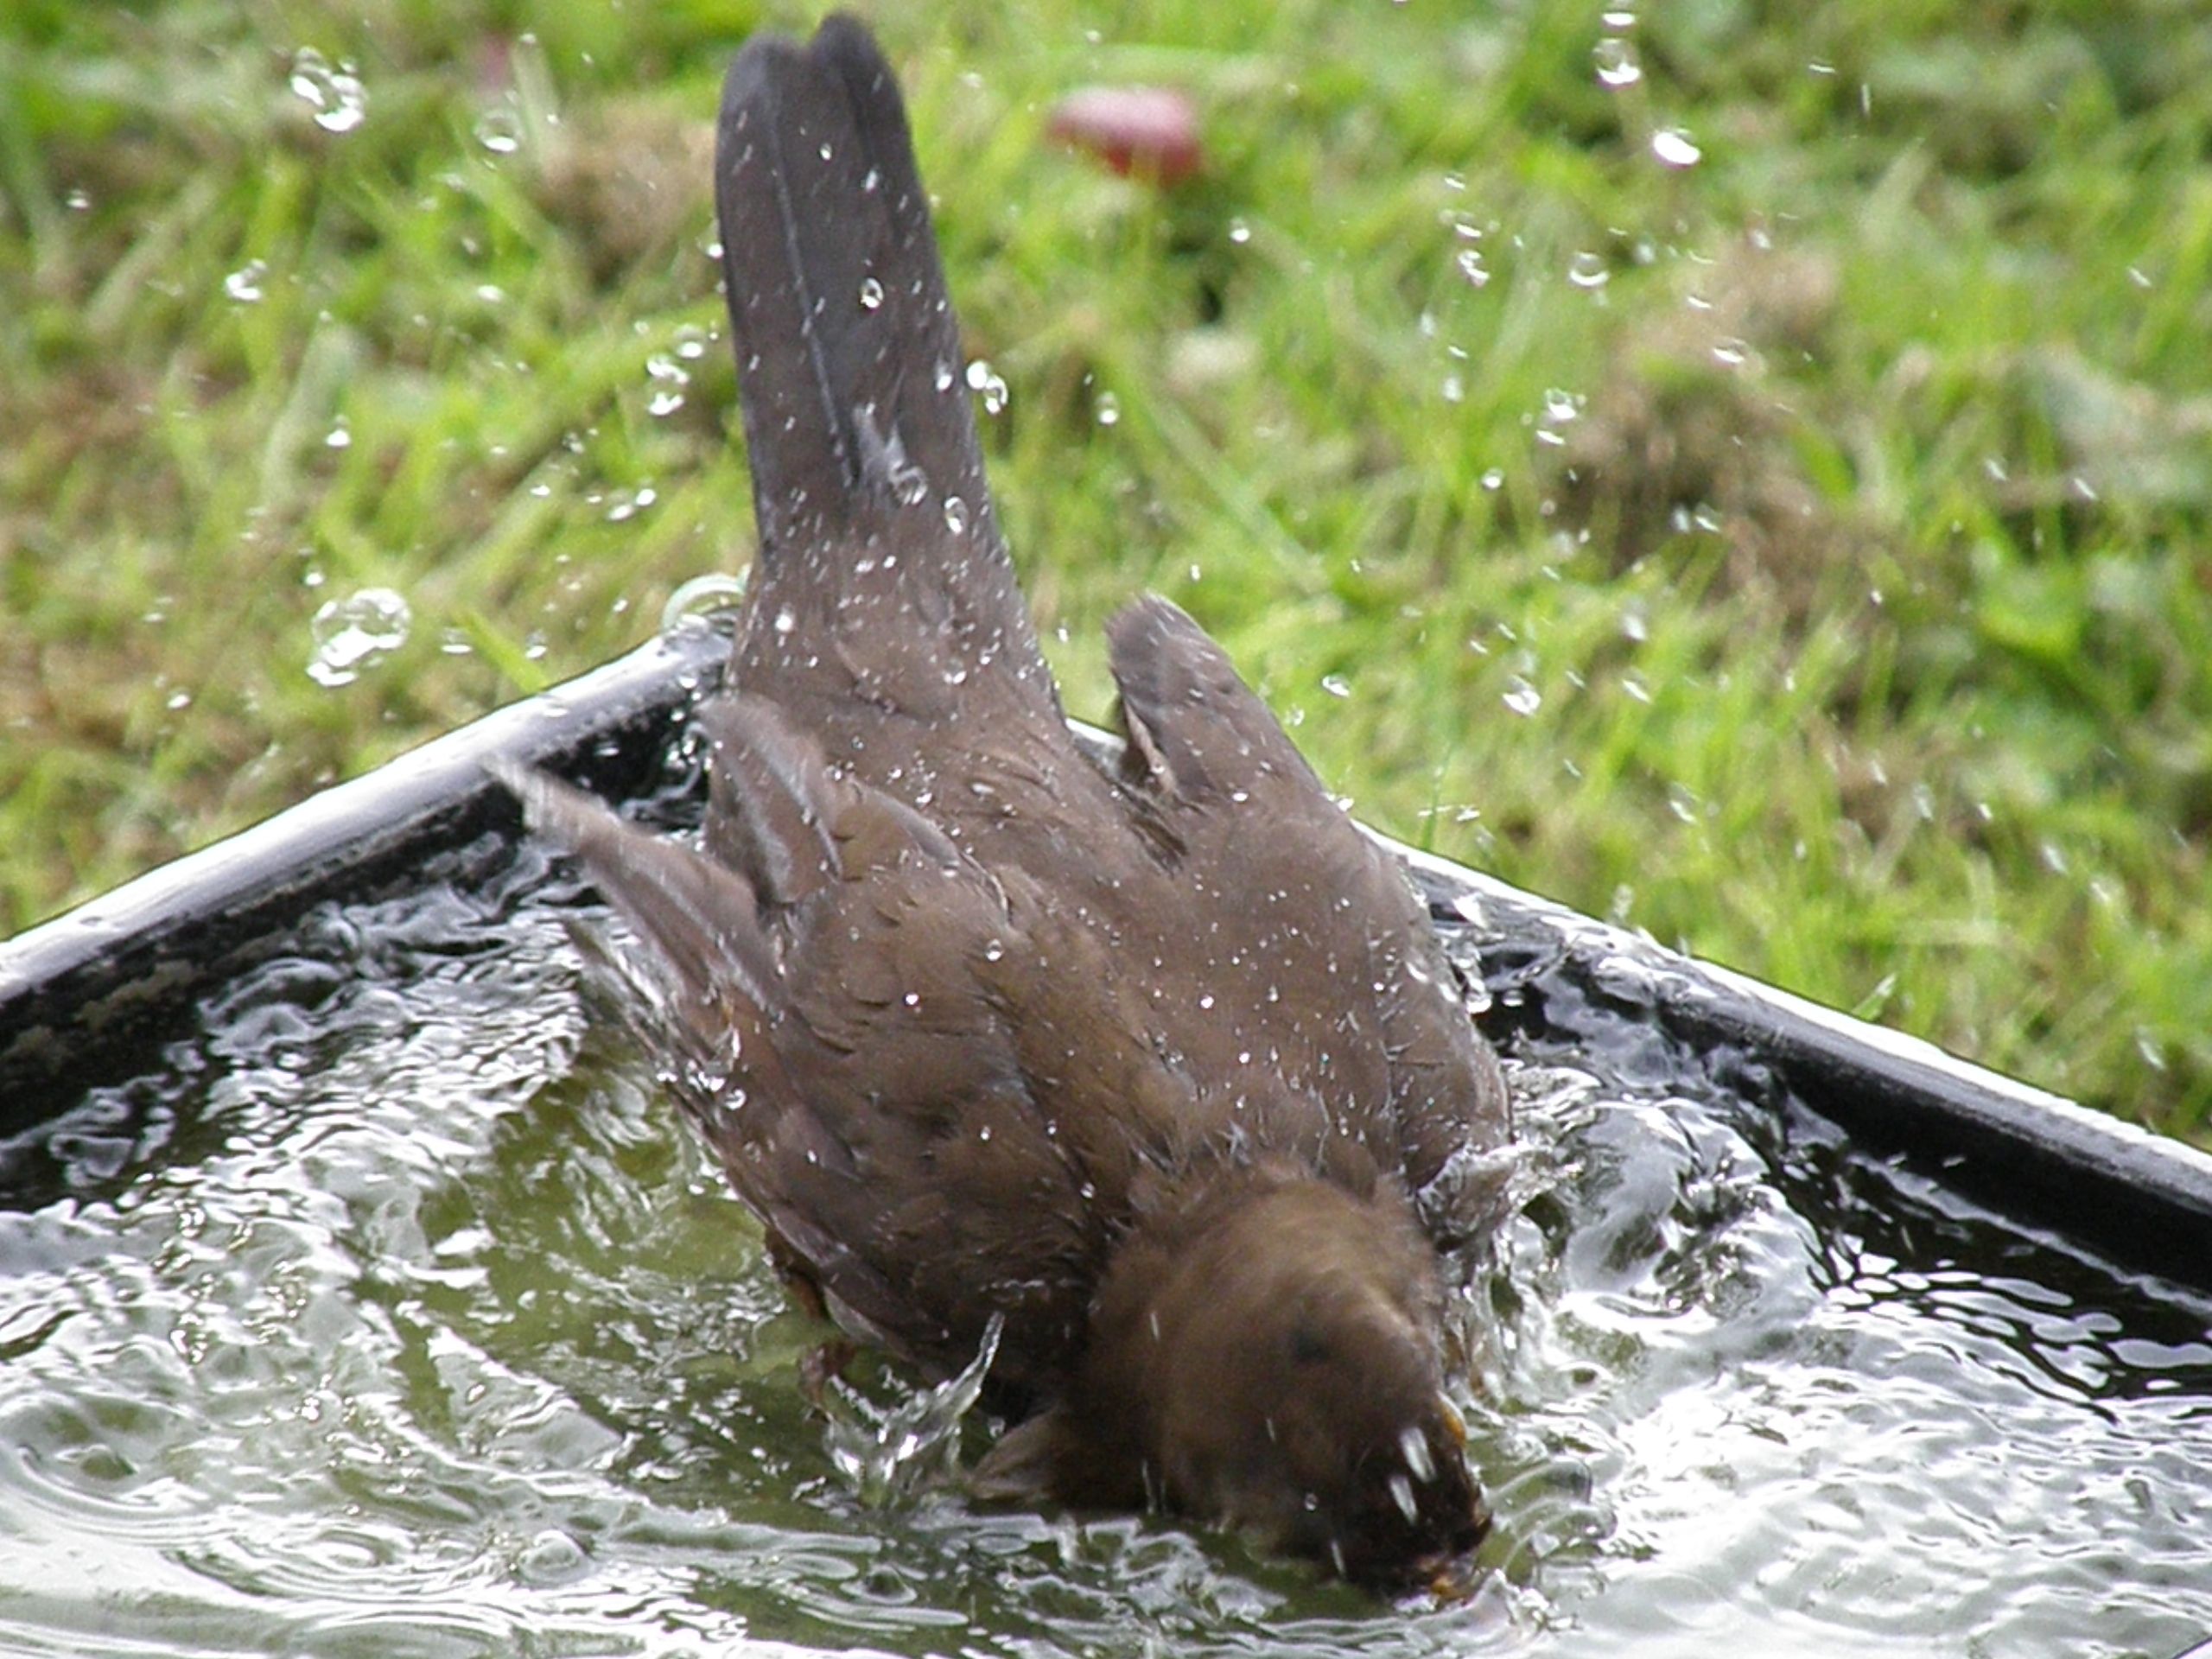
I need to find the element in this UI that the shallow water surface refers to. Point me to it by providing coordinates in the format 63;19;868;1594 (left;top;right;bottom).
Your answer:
3;849;2209;1658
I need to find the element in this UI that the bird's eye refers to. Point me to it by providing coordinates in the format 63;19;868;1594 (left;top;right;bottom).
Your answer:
1288;1325;1332;1365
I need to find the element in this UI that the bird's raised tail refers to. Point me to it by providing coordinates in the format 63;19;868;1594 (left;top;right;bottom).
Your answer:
714;15;1058;738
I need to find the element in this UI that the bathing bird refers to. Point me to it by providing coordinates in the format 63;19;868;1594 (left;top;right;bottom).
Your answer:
497;13;1512;1592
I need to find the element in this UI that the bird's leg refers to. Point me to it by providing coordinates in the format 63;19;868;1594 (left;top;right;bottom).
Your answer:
765;1224;859;1406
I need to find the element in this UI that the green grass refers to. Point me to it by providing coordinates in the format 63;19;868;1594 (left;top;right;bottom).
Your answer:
3;0;2208;1138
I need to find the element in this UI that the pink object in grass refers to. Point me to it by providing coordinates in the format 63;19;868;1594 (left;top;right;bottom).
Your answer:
1048;86;1204;185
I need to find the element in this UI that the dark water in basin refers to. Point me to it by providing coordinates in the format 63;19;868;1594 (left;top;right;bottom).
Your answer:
3;843;2209;1658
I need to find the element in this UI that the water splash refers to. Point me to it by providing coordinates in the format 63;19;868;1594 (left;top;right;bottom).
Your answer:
824;1314;1004;1507
11;862;2212;1652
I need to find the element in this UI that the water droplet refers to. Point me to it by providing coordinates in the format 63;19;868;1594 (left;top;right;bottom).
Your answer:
516;1528;587;1587
672;324;711;360
324;417;352;449
1455;247;1490;288
965;359;1008;416
1711;336;1751;367
1567;250;1611;289
1389;1471;1420;1525
660;570;749;633
1593;36;1643;88
1320;672;1351;698
1651;127;1702;168
1228;216;1251;245
604;486;656;523
1095;391;1120;427
888;455;930;506
308;588;410;687
943;495;970;536
1541;387;1581;423
645;351;690;416
858;276;885;310
474;105;524;155
224;259;268;303
289;48;366;134
1502;675;1542;716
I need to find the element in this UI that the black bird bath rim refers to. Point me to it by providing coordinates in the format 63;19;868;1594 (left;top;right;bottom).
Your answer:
3;618;2209;1286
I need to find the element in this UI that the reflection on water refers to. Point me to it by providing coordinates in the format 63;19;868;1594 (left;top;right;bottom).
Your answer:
3;849;2209;1658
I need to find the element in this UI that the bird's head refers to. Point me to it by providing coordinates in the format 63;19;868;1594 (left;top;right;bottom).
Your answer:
976;1166;1488;1593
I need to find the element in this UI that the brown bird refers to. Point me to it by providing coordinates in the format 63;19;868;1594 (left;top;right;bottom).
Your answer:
495;14;1513;1592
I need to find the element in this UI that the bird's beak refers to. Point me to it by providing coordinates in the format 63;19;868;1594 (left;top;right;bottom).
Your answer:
1427;1548;1484;1604
1436;1394;1467;1448
1424;1391;1485;1603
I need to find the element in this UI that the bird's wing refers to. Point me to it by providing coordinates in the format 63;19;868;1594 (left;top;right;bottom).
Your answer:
497;705;1176;1391
1103;594;1512;1236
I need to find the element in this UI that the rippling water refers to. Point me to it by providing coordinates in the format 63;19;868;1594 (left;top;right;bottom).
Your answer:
3;846;2209;1658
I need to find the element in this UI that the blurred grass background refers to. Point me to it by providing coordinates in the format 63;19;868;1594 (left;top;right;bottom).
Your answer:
2;0;2207;1138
